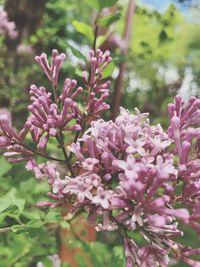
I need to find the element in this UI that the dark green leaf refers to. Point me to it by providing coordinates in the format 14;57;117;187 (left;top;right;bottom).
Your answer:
99;0;119;10
140;41;151;49
159;30;168;43
85;0;119;11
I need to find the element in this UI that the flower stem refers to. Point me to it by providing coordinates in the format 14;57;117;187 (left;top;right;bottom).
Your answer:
16;141;65;163
0;227;12;234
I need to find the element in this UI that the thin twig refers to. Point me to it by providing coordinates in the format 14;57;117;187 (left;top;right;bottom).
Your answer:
16;141;65;163
50;85;75;175
64;208;84;223
57;131;75;176
69;11;100;161
93;12;100;51
53;85;59;105
0;227;12;234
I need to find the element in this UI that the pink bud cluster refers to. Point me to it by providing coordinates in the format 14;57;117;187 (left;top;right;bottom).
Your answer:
0;112;34;163
35;50;66;86
0;10;18;39
168;95;200;235
0;49;111;167
83;49;111;119
1;48;200;266
27;82;82;152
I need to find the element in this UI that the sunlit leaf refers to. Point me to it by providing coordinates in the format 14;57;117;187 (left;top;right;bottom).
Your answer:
102;61;115;78
85;0;99;10
72;20;94;44
96;35;107;47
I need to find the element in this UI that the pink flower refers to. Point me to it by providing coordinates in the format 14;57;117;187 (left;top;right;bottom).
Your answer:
0;10;18;39
92;187;113;209
82;158;99;171
113;155;139;180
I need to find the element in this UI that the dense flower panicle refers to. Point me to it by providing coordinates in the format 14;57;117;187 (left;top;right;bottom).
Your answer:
46;106;199;266
1;48;200;266
0;10;18;39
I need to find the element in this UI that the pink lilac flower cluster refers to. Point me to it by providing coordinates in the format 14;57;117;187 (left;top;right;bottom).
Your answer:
0;49;200;266
168;96;200;235
82;49;111;120
0;9;18;39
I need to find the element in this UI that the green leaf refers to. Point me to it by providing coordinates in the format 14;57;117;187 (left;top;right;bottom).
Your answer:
99;13;121;27
102;61;115;78
66;42;87;62
85;0;99;10
112;246;124;261
96;35;107;48
72;20;94;44
85;0;119;11
75;68;83;77
11;219;43;236
30;35;38;45
0;205;19;214
159;30;168;43
44;209;61;224
0;158;12;176
75;254;88;267
0;189;25;215
140;41;151;49
99;0;119;10
21;210;41;221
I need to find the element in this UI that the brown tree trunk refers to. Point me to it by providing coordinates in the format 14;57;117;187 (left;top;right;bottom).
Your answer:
59;218;96;267
4;0;46;50
59;206;96;267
